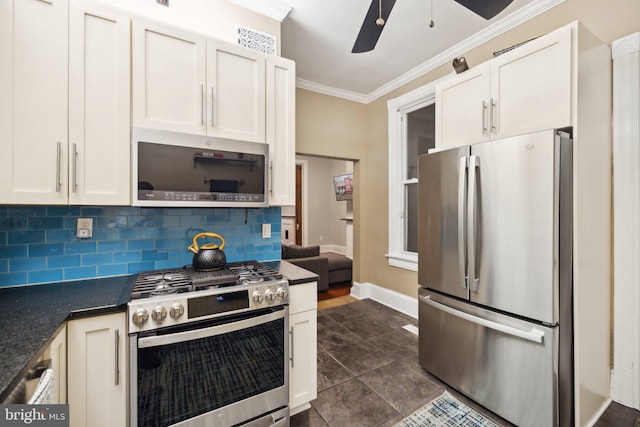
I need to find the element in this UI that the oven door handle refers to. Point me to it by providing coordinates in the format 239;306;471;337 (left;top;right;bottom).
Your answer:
138;308;285;349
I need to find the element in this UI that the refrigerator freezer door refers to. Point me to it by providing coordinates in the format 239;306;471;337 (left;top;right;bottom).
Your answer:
419;289;559;427
418;145;470;300
469;129;565;324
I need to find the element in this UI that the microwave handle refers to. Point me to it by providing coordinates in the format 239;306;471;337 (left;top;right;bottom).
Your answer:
138;308;285;348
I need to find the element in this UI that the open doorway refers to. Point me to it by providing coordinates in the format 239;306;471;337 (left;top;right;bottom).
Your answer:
290;155;353;256
281;156;355;304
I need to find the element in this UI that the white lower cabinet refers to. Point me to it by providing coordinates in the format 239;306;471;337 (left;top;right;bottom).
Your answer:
67;312;127;427
45;325;67;405
289;281;318;415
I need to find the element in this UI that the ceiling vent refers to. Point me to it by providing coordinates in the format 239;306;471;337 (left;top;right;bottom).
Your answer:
237;25;277;55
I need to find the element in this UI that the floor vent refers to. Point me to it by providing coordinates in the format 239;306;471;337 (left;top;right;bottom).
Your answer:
237;26;276;55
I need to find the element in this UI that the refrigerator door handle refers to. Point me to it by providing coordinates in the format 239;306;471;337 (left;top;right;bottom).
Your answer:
467;155;480;291
458;156;469;289
419;295;545;344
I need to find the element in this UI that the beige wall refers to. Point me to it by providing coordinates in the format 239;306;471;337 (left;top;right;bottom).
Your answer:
295;0;640;298
296;155;350;248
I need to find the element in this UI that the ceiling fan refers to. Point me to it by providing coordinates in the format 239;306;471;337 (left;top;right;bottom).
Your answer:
351;0;514;53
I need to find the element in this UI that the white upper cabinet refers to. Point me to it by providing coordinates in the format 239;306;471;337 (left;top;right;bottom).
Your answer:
266;56;296;206
207;41;266;142
0;0;130;205
436;64;491;147
436;25;572;148
69;0;131;205
0;0;69;204
132;19;207;135
133;19;267;143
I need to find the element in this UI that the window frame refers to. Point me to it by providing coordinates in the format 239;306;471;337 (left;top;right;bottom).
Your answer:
386;77;446;271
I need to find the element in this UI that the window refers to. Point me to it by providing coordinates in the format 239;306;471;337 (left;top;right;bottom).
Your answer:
386;80;440;271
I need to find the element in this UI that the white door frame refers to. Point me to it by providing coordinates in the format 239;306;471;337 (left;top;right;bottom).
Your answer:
296;159;309;247
612;31;640;411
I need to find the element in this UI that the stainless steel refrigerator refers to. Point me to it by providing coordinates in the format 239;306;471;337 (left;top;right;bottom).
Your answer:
418;129;573;427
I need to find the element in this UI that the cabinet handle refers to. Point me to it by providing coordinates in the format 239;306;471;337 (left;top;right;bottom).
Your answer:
114;329;120;386
72;143;78;193
289;326;294;368
490;97;497;133
210;86;215;127
200;85;204;126
481;101;488;135
55;142;62;193
269;161;273;195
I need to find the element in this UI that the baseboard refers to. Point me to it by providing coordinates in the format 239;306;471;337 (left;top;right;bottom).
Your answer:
350;282;418;319
320;244;346;255
584;397;612;427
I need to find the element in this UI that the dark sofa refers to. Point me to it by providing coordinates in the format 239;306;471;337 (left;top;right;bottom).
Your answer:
281;244;352;292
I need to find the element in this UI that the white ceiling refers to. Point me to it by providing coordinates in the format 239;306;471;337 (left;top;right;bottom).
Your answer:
234;0;564;103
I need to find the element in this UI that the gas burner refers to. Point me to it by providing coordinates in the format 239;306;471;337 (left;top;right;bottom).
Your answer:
131;268;192;299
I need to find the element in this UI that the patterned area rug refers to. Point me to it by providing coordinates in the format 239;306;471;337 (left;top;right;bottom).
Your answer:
394;391;499;427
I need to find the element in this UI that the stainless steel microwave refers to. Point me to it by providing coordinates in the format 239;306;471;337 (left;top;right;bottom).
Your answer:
132;128;268;207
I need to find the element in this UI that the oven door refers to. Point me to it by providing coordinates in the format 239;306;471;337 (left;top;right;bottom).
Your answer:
130;306;288;427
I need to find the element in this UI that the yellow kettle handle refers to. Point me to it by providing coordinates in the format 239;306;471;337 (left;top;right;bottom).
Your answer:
187;232;225;254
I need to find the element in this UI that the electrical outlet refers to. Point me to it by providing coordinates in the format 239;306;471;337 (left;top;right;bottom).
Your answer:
262;224;271;239
77;218;93;239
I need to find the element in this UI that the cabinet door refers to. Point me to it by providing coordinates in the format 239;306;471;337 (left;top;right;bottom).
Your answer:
132;19;206;134
69;0;130;205
0;0;68;204
68;313;126;427
491;25;572;138
289;309;317;413
45;325;67;404
435;63;491;148
207;41;266;142
266;56;296;206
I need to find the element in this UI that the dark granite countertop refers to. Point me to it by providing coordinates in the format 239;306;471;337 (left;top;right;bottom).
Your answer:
265;260;319;285
0;275;134;402
0;261;316;403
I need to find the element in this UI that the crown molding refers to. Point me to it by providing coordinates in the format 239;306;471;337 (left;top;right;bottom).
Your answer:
227;0;292;22
299;0;565;104
296;78;371;104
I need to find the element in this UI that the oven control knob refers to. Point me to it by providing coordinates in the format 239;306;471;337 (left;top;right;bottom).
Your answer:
265;289;276;303
151;305;167;322
132;309;149;327
170;303;184;319
252;290;264;304
277;287;288;301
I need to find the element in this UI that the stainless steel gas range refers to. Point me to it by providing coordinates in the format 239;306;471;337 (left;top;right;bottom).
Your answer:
127;261;290;427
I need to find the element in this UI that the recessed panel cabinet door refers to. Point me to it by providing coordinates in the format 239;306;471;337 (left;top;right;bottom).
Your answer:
0;0;68;204
132;19;206;135
435;64;491;148
266;56;296;205
69;0;130;205
491;25;572;138
207;41;266;143
68;313;126;427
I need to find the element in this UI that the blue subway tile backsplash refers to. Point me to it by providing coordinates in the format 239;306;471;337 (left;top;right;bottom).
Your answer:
0;206;282;287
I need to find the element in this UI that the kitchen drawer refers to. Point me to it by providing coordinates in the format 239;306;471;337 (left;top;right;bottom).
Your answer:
419;290;560;427
289;281;317;314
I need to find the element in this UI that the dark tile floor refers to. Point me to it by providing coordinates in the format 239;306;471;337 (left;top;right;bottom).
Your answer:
290;298;640;427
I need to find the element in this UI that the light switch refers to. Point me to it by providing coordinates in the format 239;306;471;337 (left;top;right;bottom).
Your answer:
262;224;271;239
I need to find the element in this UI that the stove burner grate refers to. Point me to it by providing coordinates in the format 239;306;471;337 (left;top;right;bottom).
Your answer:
131;269;191;299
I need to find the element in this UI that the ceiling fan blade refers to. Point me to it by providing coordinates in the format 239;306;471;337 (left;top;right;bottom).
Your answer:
351;0;397;54
454;0;514;20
